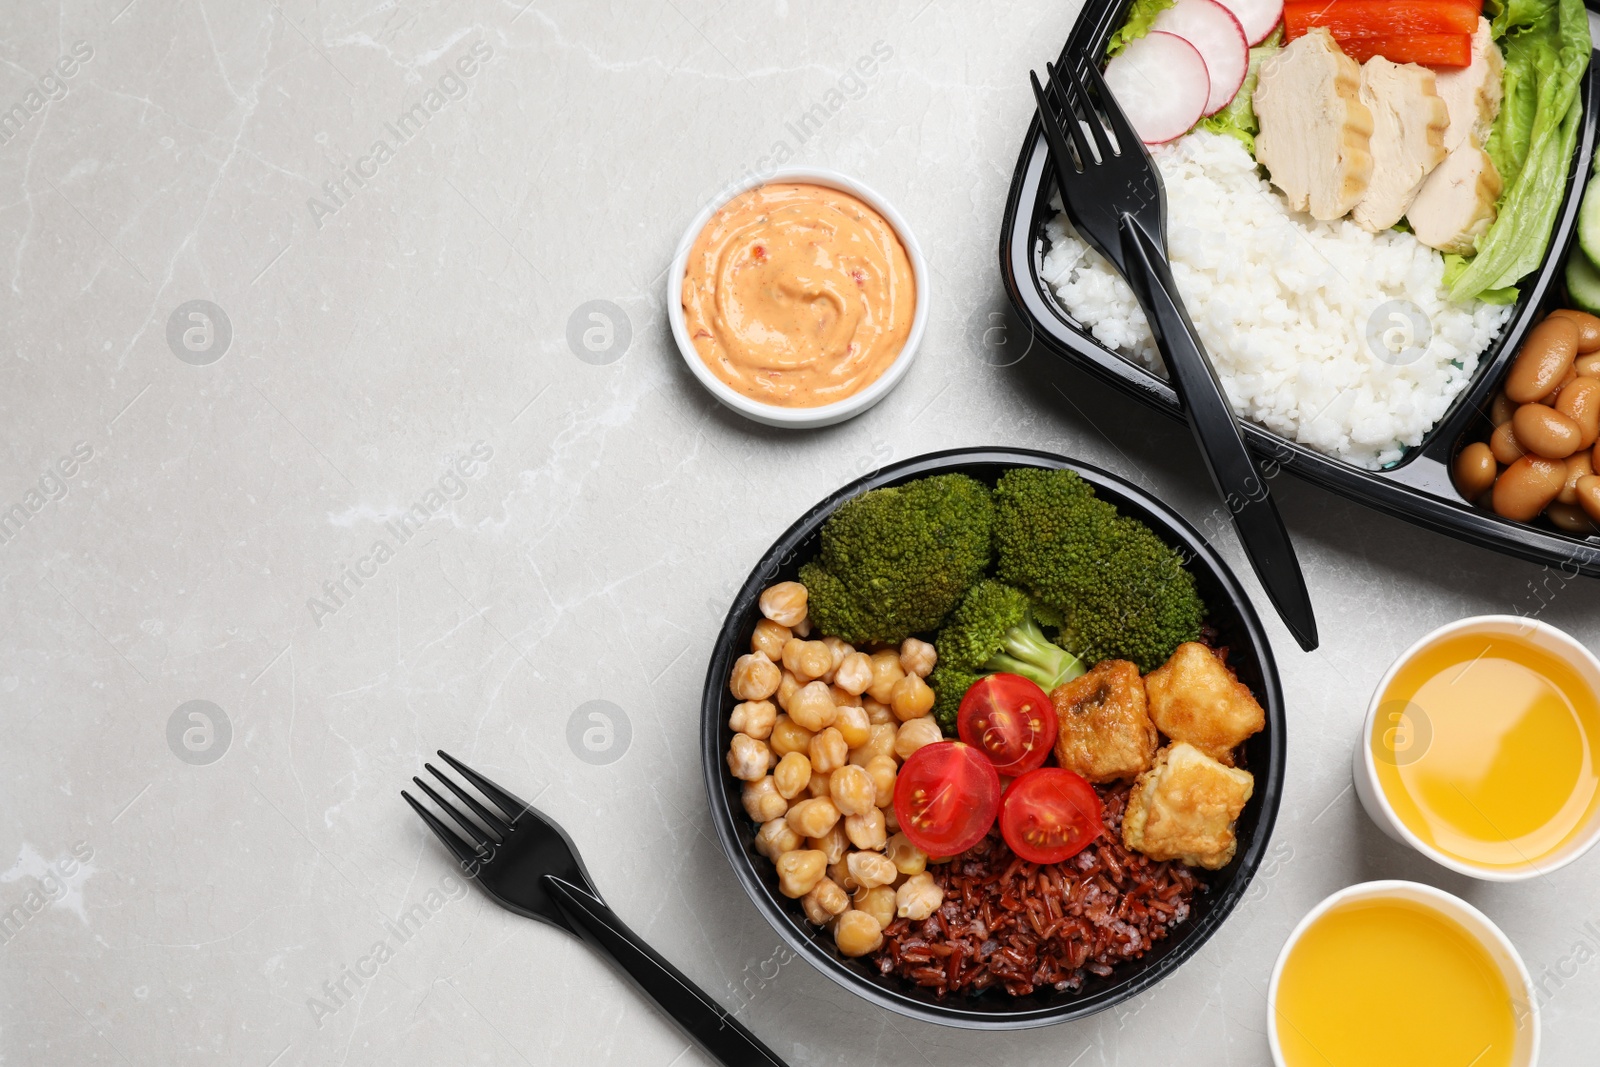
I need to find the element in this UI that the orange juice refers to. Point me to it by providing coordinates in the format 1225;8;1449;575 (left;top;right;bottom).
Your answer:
1372;629;1600;870
1275;898;1517;1067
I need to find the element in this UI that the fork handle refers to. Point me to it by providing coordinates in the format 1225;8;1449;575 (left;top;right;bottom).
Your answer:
543;875;789;1067
1118;215;1319;652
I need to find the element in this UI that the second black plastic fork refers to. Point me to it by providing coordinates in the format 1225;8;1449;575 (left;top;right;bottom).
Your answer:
1029;57;1319;653
403;750;786;1067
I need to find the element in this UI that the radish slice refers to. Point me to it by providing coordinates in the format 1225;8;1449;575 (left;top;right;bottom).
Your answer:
1154;0;1249;115
1102;31;1210;145
1213;0;1283;45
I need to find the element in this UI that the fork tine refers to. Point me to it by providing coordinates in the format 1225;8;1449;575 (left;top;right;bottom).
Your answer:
411;775;494;848
402;789;482;868
1029;69;1087;174
1051;59;1116;166
1080;58;1139;161
426;761;511;838
434;749;531;822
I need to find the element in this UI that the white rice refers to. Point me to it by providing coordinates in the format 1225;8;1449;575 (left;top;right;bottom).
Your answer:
1040;129;1513;469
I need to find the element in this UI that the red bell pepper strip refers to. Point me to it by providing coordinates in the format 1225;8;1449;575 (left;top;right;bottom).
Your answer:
1335;33;1474;67
1283;1;1483;40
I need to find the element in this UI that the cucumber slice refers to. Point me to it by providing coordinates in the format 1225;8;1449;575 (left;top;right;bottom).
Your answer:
1565;246;1600;314
1580;174;1600;268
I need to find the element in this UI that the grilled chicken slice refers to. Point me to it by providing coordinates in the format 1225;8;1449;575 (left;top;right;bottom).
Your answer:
1351;58;1449;232
1255;28;1375;220
1407;141;1503;254
1433;18;1504;153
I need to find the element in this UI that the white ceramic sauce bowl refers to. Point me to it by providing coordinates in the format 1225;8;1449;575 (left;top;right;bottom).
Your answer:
1267;879;1539;1067
666;167;928;429
1352;615;1600;882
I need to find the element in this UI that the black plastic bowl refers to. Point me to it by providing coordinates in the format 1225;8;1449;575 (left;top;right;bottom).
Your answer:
699;448;1286;1028
1000;1;1600;576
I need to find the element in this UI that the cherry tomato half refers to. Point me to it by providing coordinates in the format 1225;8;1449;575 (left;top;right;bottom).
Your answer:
956;673;1058;777
892;741;1002;857
998;768;1102;865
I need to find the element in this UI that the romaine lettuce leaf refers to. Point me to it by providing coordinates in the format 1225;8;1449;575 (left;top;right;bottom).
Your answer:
1197;28;1284;154
1450;0;1591;301
1106;0;1177;58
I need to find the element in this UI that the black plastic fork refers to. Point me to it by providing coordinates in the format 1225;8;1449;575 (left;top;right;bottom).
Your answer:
403;750;786;1067
1029;58;1320;653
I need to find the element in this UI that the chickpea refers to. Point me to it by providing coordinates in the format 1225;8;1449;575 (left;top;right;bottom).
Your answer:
769;715;815;757
783;638;835;683
808;769;833;798
727;734;774;782
791;616;812;638
895;872;944;921
865;755;898;808
773;751;813;799
729;652;781;701
847;850;898;889
834;652;874;696
755;817;803;860
883;804;901;836
740;777;788;822
728;700;777;740
829;857;858;892
759;582;809;627
821;636;852;680
848;723;898;766
853;885;898;930
834;703;871;749
894;716;944;760
891;673;936;722
810;727;849;774
776;849;827;899
845;806;887;850
825;684;864;710
832;909;883;957
863;698;895;725
802;877;850;925
866;651;906;703
809;822;849;865
786;797;841;839
830;764;876;816
885;832;927;876
776;671;800;713
829;685;863;709
899;638;937;678
751;618;790;661
787;681;838;732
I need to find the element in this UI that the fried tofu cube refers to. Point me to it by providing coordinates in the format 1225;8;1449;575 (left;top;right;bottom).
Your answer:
1051;660;1158;784
1123;742;1254;870
1144;642;1265;765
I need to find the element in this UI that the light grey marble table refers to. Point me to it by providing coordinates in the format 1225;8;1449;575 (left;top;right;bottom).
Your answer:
3;2;1597;1064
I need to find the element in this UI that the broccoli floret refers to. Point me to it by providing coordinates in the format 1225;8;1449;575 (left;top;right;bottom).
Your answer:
800;473;994;646
993;468;1204;672
928;579;1086;732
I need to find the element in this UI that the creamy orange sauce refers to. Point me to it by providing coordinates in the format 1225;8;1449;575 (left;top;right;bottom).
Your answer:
681;182;915;408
